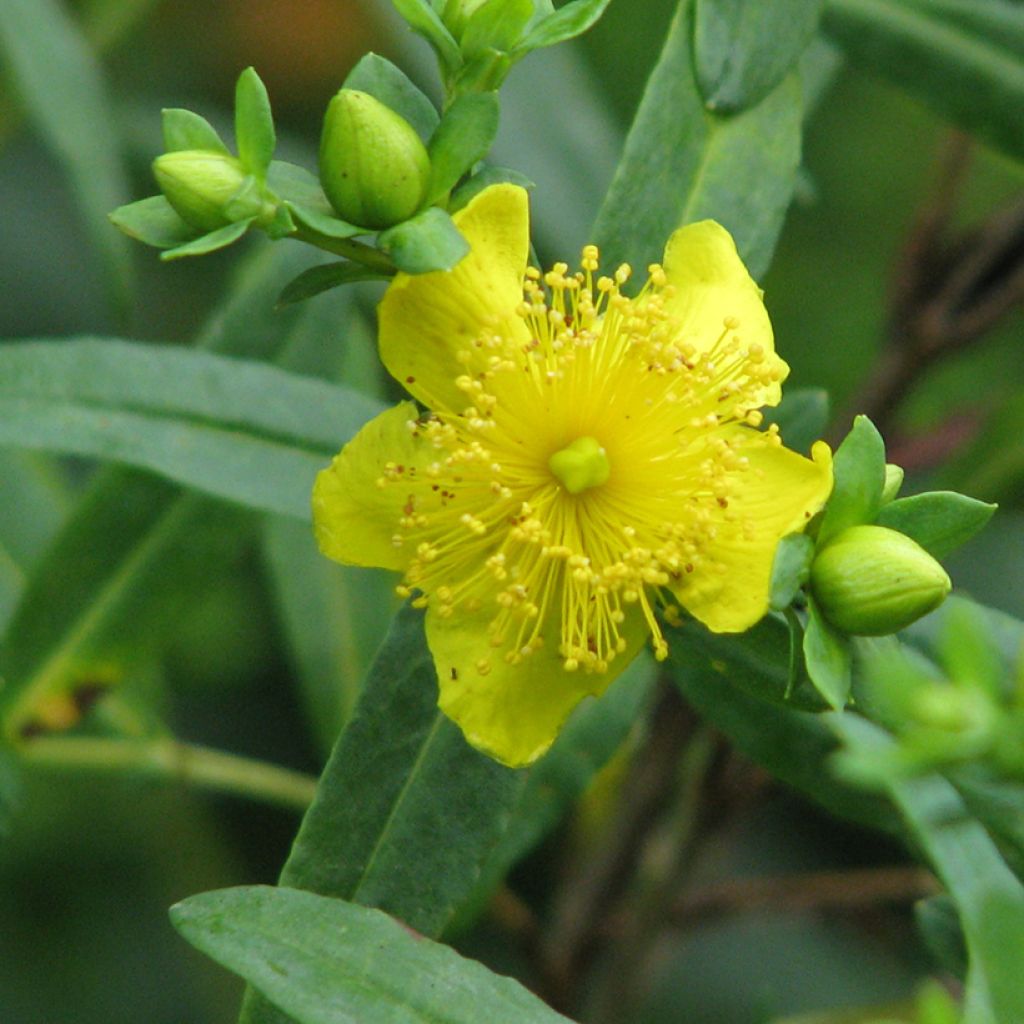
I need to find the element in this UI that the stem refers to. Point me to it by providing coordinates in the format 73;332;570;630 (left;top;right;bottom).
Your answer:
291;226;396;275
18;736;317;813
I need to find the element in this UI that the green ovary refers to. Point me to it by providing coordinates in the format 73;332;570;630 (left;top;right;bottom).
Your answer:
548;436;611;495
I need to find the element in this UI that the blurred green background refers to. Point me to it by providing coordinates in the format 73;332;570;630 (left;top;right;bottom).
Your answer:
0;1;1021;1021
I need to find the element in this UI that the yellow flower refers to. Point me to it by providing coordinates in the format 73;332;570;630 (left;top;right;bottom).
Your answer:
313;184;832;767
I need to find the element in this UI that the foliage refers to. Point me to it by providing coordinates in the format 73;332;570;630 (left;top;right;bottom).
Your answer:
1;0;1024;1022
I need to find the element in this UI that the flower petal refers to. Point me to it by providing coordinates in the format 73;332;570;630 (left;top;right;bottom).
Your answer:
313;401;429;571
428;601;649;767
673;435;833;632
378;183;531;414
661;220;786;408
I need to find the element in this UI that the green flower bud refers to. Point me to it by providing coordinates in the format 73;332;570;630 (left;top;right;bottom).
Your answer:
810;524;952;636
319;90;431;230
153;150;264;233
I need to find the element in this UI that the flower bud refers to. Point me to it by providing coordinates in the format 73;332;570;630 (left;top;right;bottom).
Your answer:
810;524;951;636
319;89;431;230
153;150;263;232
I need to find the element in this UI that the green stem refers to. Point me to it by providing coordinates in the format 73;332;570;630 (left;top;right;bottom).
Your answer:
291;226;396;275
18;735;317;812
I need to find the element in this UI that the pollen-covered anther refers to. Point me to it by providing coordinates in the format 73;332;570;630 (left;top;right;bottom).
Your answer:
459;513;487;535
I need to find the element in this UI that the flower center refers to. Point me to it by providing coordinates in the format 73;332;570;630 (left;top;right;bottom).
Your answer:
548;436;610;494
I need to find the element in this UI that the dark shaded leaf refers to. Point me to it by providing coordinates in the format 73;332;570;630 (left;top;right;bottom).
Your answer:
694;0;825;112
0;0;132;312
591;0;801;279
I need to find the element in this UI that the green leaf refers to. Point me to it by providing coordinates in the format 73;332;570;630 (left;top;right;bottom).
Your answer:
462;0;534;58
832;715;1024;1023
262;298;393;755
108;195;197;249
769;533;814;611
378;207;470;273
285;203;367;240
266;161;333;212
0;753;20;837
0;451;72;633
516;0;614;52
694;0;825;112
591;0;802;279
762;387;830;456
915;894;967;978
161;107;230;154
824;0;1024;165
391;0;463;71
0;338;382;520
160;218;254;260
875;491;997;560
275;605;522;929
426;92;500;203
277;261;389;307
235;67;276;178
669;612;825;711
173;886;573;1024
262;519;394;756
449;165;534;211
0;241;360;749
238;605;525;1024
0;0;132;313
667;634;897;833
0;473;250;740
817;415;886;545
342;53;439;140
803;597;852;709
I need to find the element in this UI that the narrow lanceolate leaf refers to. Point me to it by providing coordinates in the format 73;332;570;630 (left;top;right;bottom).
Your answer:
238;606;525;1024
0;0;132;312
173;886;573;1024
875;491;997;560
817;414;886;545
694;0;825;112
390;0;463;70
277;261;389;308
0;243;353;739
426;92;500;203
591;0;801;279
0;339;381;520
0;473;250;740
824;0;1024;165
803;597;852;709
832;715;1024;1024
235;67;275;178
276;605;522;929
0;451;71;633
516;0;614;52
